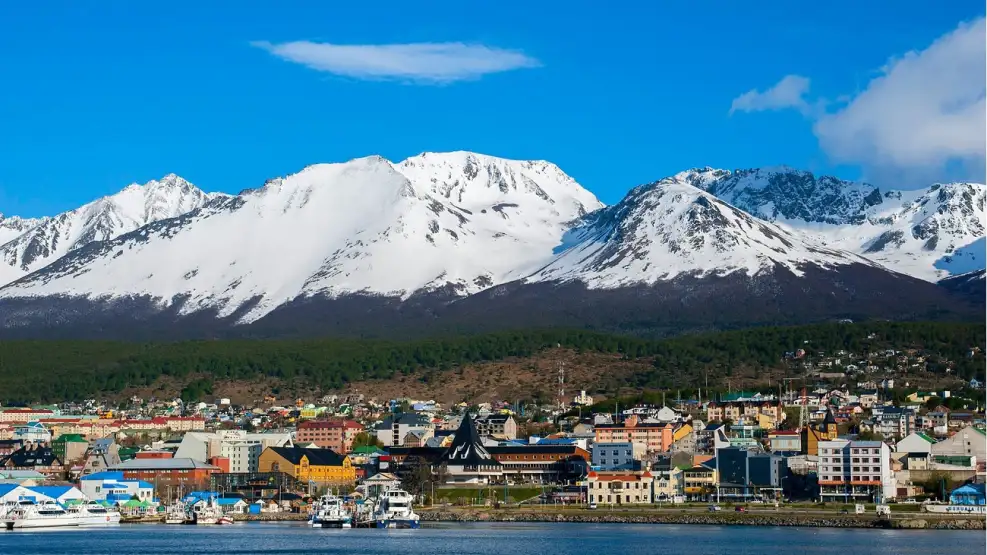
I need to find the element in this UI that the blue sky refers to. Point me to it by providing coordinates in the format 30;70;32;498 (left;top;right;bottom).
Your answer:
1;1;983;217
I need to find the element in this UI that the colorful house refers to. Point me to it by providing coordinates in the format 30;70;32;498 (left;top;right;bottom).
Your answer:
258;447;355;486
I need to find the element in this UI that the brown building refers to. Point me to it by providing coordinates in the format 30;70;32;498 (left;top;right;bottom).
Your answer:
296;420;364;453
108;457;221;490
801;410;838;455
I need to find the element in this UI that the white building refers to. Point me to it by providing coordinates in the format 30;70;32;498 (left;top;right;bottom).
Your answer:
573;391;594;406
79;471;154;504
931;426;987;463
817;439;895;502
895;432;935;455
173;430;293;473
13;422;51;444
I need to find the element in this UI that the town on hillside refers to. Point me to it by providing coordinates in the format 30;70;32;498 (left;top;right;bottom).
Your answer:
1;349;985;521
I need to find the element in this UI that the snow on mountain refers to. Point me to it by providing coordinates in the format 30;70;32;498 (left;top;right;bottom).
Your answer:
0;153;602;323
527;177;874;287
0;174;219;287
668;167;986;281
0;214;45;247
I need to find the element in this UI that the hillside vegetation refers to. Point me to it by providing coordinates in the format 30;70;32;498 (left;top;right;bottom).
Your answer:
0;322;982;404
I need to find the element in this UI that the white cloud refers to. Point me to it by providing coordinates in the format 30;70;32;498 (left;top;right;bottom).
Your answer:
813;18;985;183
251;40;540;84
729;75;812;115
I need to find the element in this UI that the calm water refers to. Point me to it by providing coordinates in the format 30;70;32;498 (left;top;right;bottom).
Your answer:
0;522;982;555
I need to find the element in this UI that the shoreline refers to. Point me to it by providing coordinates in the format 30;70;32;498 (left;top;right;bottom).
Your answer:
417;509;986;530
120;510;985;530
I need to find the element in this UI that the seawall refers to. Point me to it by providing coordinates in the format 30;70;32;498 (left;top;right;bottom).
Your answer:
419;510;986;530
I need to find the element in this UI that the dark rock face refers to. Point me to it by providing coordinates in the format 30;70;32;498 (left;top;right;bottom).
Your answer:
0;262;978;340
938;269;986;301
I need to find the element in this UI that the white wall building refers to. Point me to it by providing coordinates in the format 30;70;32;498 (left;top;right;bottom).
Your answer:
931;426;987;463
79;471;154;503
817;439;895;502
173;430;293;473
895;432;935;455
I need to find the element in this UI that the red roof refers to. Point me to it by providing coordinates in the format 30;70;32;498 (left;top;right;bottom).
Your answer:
3;409;53;414
299;420;362;430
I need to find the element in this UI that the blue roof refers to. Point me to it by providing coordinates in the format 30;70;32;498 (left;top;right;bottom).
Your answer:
28;486;76;499
134;481;154;489
216;498;244;506
81;471;124;481
536;438;577;445
0;484;21;498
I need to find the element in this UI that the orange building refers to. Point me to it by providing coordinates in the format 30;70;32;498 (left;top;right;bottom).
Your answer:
296;420;364;453
109;457;221;490
594;416;674;453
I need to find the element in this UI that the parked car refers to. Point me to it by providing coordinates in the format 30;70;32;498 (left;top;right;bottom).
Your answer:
707;505;722;512
735;506;747;512
588;503;598;510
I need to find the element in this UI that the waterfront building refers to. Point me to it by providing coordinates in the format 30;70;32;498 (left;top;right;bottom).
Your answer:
587;471;654;505
109;457;222;491
591;442;644;471
594;416;673;453
801;410;838;455
374;413;434;447
817;439;895;502
79;471;154;504
258;446;356;486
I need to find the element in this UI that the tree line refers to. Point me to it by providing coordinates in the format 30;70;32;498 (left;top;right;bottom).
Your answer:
0;321;982;404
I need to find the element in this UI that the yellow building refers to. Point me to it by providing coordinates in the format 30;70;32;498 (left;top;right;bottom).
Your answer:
682;464;717;501
258;446;356;485
672;422;693;442
801;409;838;455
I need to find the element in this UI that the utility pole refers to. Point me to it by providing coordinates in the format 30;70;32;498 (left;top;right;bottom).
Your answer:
558;360;566;410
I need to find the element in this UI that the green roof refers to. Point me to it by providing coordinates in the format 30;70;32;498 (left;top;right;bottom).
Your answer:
973;427;986;436
54;434;88;443
351;446;384;454
916;432;936;444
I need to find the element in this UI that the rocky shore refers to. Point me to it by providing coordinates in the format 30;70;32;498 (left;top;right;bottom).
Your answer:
419;510;986;530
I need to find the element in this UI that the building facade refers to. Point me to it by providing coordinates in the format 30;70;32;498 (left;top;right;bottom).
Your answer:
258;447;356;486
591;442;643;471
587;471;655;505
817;439;895;502
295;420;363;453
474;415;518;440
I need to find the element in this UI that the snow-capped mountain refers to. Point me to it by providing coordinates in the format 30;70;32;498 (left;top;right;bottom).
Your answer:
0;174;220;287
0;153;602;324
667;167;986;282
0;214;45;247
528;177;876;287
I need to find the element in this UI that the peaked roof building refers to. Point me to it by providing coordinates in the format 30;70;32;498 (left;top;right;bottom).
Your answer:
442;414;501;484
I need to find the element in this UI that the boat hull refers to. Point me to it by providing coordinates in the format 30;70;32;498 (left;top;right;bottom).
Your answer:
375;519;420;529
5;517;81;530
312;519;352;528
77;514;121;526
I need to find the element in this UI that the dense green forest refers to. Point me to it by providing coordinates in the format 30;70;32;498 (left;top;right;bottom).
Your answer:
0;322;982;404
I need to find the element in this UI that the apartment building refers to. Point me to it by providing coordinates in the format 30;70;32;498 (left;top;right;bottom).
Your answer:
474;414;518;440
173;430;293;473
817;439;895;502
594;416;673;453
706;401;786;429
296;420;363;453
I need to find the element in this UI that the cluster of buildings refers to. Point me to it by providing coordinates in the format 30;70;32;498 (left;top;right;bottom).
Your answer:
0;373;984;513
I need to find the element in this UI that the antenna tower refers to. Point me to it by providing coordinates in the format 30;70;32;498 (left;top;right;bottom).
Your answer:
558;360;566;409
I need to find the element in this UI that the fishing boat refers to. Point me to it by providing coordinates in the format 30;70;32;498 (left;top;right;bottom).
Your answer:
3;500;81;530
310;494;352;528
163;502;187;525
373;487;420;529
188;496;225;525
67;501;121;526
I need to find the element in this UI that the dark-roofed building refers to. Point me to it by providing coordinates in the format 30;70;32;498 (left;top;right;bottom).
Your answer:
442;414;502;484
374;413;433;447
1;444;64;477
389;415;590;485
108;457;221;490
258;446;355;486
474;414;518;440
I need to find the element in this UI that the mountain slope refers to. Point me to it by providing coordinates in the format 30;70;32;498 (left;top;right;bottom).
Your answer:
0;214;45;246
527;177;875;286
0;153;602;324
0;174;219;286
669;167;985;281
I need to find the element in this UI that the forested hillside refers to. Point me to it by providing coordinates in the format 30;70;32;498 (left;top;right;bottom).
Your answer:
0;322;982;404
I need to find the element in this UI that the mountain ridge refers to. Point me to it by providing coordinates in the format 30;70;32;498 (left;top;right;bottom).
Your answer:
0;154;981;339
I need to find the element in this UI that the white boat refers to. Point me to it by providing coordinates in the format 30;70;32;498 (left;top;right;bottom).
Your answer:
310;494;352;528
373;487;420;529
163;502;188;524
189;496;223;525
4;500;81;530
67;501;121;526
